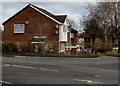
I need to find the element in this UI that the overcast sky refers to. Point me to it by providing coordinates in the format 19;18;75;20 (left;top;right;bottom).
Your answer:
0;2;92;30
0;0;119;30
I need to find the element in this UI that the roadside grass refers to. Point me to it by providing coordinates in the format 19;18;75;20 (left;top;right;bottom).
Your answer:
105;51;120;57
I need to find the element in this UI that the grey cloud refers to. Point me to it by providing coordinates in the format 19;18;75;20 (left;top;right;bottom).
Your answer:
2;2;89;15
31;2;89;16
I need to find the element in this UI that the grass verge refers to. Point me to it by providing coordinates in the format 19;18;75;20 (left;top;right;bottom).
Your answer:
105;51;120;57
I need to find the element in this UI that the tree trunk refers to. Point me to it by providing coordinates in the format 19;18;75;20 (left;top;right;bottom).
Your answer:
92;38;95;54
112;36;116;44
111;37;116;50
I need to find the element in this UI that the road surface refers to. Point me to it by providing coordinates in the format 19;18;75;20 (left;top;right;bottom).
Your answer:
2;56;119;84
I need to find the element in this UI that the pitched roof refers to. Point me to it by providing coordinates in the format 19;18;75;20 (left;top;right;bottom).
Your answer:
55;15;67;23
2;4;67;25
71;28;78;33
68;26;78;33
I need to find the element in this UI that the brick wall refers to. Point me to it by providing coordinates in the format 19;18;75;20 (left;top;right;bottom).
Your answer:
2;6;59;43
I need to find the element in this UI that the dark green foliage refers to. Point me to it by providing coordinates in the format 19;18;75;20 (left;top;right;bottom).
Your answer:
2;42;33;54
84;17;103;53
2;41;60;56
2;41;17;54
19;42;33;53
84;18;103;41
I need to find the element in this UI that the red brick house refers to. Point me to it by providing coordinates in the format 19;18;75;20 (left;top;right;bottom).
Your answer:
77;33;92;51
77;34;91;44
2;4;78;54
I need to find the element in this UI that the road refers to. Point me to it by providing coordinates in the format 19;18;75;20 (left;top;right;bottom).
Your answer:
2;56;119;84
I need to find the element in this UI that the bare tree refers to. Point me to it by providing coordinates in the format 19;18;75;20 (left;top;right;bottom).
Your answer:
83;1;120;53
79;17;85;33
95;2;120;53
66;18;78;30
83;16;103;53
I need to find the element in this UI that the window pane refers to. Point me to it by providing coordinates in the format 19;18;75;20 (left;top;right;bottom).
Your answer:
14;24;25;33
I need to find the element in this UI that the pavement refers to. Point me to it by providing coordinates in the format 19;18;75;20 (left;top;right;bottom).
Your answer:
2;56;119;85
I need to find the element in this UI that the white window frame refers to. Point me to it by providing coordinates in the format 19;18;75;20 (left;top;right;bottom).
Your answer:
14;24;25;33
63;25;68;32
70;33;74;38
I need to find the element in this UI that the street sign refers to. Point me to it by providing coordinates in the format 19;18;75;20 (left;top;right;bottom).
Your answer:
65;46;77;48
76;45;80;51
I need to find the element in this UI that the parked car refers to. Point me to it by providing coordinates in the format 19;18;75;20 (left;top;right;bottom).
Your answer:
112;46;118;52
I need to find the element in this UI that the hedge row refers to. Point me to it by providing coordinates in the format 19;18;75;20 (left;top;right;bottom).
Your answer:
2;42;32;54
2;41;59;55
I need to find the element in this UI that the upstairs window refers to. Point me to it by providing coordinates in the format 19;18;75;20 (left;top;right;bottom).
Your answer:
63;25;68;32
14;24;25;33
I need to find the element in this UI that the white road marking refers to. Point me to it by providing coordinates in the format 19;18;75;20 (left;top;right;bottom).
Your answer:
40;68;58;72
15;56;26;58
12;65;36;69
94;75;101;78
0;81;13;84
79;58;100;59
4;64;10;67
11;64;58;72
74;79;103;84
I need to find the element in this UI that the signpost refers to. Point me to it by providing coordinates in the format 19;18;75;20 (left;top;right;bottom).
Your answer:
76;45;80;52
65;46;77;48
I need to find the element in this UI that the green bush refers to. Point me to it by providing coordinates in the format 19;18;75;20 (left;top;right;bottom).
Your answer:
2;41;17;54
106;51;120;56
52;41;59;54
44;41;59;54
2;41;60;56
18;42;33;53
38;43;45;53
2;42;33;54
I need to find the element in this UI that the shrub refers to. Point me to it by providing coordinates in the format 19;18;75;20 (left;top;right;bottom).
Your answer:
34;41;60;55
38;43;45;53
84;42;92;48
2;41;33;54
2;41;59;55
52;41;59;54
18;42;33;53
94;42;113;53
2;41;17;54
